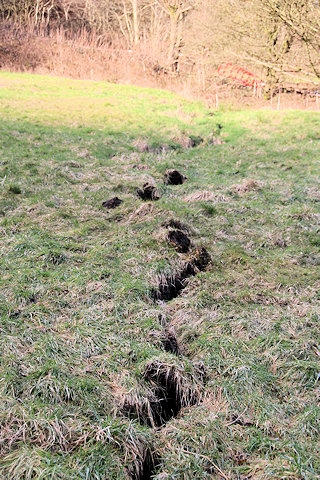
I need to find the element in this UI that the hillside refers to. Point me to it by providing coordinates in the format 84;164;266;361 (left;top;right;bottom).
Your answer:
0;72;319;479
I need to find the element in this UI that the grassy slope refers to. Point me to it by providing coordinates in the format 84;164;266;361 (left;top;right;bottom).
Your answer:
0;72;319;479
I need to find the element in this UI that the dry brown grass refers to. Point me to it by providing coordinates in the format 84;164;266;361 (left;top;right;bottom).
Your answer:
0;21;166;87
183;191;228;202
230;178;263;195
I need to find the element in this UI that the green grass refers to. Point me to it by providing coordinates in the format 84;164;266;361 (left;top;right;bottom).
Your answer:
0;71;319;479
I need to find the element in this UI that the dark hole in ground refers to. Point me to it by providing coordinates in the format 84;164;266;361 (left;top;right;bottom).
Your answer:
151;247;211;301
167;229;191;253
120;388;182;428
153;384;182;425
192;247;211;271
26;294;37;304
144;361;200;427
164;169;187;185
189;135;204;147
125;447;161;480
121;361;202;428
102;196;123;208
151;263;195;301
162;327;180;355
137;183;160;200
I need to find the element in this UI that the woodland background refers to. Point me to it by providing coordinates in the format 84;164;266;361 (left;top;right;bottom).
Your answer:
1;0;320;106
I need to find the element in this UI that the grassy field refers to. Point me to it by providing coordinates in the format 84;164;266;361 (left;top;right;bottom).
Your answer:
0;71;319;479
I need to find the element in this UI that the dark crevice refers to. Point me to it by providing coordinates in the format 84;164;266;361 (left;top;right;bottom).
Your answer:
121;396;158;428
151;262;194;301
121;361;202;428
125;447;161;480
126;226;211;478
151;247;211;301
152;385;182;426
143;361;201;427
120;386;184;428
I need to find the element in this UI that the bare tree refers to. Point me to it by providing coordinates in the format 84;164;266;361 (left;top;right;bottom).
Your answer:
262;0;320;78
155;0;195;73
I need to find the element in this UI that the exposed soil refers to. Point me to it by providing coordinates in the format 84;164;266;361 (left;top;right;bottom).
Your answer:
164;169;187;185
167;229;191;253
137;183;160;201
102;197;123;208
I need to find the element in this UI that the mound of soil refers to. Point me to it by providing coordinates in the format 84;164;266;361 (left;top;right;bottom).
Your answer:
137;183;160;200
164;169;187;185
102;197;123;208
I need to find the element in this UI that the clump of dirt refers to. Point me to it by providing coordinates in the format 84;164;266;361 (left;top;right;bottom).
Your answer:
102;197;123;208
167;229;191;253
151;247;211;301
164;169;187;185
137;183;160;200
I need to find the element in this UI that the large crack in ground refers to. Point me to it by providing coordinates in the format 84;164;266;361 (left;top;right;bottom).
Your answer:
125;189;212;478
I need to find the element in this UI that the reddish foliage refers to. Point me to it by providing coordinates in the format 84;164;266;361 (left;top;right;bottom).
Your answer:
218;63;265;88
